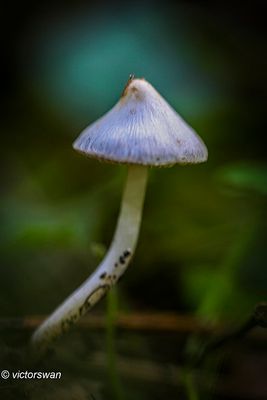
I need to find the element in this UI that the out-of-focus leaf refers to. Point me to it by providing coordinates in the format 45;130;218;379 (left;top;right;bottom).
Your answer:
218;163;267;195
0;196;102;251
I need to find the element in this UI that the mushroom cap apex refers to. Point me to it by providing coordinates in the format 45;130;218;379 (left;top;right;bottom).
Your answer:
73;76;208;167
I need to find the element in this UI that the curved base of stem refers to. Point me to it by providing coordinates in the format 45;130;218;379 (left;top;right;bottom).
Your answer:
31;165;148;351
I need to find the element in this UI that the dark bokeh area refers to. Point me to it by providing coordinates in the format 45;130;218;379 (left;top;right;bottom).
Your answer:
1;1;267;399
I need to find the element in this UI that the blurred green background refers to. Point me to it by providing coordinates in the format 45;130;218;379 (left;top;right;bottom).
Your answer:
1;1;266;399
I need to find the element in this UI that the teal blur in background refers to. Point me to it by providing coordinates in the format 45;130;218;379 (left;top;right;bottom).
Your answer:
0;1;267;399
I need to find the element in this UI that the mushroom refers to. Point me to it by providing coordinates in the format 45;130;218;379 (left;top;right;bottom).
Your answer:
32;75;208;350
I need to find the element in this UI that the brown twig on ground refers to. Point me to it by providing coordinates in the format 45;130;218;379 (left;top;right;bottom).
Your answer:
0;312;216;333
0;303;267;342
1;306;266;341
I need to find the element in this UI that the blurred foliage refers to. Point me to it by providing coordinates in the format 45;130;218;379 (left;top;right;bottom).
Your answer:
1;1;267;399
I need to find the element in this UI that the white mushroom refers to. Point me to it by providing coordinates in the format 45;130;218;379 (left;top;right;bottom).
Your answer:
32;76;208;350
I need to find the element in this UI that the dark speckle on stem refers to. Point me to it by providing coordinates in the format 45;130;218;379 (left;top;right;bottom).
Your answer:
61;313;79;333
118;249;132;265
79;295;92;316
100;272;107;279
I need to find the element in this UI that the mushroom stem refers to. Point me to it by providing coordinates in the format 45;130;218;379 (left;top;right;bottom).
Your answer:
31;165;148;350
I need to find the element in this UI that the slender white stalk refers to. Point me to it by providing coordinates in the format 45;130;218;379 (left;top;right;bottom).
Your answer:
31;165;148;350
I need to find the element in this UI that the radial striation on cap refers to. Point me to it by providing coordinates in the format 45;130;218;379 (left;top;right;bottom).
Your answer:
73;77;208;166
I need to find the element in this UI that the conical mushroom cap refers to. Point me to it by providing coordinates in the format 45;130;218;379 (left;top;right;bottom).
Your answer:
73;77;208;166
